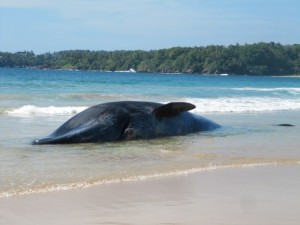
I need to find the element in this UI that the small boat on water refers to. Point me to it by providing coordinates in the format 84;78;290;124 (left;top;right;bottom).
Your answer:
129;68;136;73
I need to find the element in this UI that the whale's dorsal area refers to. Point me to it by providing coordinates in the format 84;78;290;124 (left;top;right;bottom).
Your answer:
154;102;196;119
32;101;220;145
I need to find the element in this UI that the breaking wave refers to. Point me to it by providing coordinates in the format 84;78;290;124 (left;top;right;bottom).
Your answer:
184;97;300;113
5;97;300;117
230;87;300;93
7;105;87;117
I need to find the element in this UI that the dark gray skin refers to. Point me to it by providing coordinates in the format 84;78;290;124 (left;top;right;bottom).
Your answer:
276;124;294;127
32;101;220;145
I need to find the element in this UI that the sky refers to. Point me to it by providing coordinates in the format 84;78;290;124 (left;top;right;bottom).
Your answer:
0;0;299;53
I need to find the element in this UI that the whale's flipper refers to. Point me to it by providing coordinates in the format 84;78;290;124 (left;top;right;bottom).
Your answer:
276;123;295;127
154;102;196;119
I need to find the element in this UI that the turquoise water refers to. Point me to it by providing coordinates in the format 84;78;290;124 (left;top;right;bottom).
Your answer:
0;68;300;197
1;68;300;112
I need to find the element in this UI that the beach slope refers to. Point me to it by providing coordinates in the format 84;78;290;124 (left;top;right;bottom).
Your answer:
1;165;299;225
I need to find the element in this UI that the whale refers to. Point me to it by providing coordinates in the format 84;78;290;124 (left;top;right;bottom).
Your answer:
32;101;220;145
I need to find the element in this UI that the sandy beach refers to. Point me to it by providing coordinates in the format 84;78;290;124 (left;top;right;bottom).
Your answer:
1;165;299;225
1;69;300;225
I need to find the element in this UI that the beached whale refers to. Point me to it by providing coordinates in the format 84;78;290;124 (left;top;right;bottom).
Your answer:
32;101;220;145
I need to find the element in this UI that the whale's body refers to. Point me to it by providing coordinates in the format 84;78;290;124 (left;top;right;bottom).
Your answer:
32;101;220;145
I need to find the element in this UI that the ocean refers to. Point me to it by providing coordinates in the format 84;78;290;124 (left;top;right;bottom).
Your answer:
0;68;299;198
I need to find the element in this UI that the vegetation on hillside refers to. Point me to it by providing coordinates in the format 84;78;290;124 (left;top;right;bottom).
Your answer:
1;42;299;75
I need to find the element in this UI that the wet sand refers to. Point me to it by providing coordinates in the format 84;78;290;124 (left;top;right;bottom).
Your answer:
1;165;299;225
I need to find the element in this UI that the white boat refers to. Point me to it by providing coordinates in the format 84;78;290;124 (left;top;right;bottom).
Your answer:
129;68;136;73
115;68;137;73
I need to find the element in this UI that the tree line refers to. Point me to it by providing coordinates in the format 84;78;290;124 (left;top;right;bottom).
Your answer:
0;42;299;75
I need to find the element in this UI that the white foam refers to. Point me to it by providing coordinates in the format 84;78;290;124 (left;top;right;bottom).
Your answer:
230;87;300;93
7;105;87;117
184;97;300;113
5;97;300;117
1;161;299;198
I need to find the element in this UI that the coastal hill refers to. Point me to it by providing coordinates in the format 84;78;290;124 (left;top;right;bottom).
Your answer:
1;42;299;75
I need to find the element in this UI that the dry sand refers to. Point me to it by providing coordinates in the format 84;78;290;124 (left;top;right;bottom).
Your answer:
1;165;299;225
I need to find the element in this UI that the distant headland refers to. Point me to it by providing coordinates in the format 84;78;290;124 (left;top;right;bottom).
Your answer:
1;42;299;76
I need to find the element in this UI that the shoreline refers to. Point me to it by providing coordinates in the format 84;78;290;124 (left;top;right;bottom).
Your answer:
1;67;300;77
271;75;300;77
1;161;297;199
1;109;300;200
1;165;300;225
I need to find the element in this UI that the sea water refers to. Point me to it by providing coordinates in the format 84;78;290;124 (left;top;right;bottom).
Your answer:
0;68;300;197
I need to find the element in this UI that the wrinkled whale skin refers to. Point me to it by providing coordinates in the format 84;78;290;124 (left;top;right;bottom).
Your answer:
32;101;220;145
